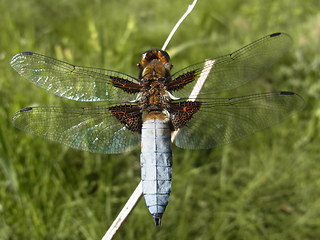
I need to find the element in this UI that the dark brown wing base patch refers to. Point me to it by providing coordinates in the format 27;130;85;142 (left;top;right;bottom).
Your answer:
110;76;141;94
167;71;197;91
169;101;201;129
109;105;142;132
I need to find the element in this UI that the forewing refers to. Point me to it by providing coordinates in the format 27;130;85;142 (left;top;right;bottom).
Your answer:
173;92;304;149
12;106;141;154
169;33;292;98
10;52;141;102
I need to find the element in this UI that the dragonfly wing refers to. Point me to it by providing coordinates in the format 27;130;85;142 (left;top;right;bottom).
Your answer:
12;105;141;154
173;92;304;149
169;33;292;98
10;52;141;102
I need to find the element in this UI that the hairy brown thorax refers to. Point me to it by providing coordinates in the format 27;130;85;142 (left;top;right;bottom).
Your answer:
109;49;201;132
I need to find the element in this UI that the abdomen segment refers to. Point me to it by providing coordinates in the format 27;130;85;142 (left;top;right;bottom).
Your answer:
140;118;172;226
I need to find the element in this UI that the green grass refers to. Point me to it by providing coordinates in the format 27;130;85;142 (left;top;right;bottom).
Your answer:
0;0;320;239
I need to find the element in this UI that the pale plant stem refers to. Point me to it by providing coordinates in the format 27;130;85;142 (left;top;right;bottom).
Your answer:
102;1;198;239
101;182;142;240
162;0;198;51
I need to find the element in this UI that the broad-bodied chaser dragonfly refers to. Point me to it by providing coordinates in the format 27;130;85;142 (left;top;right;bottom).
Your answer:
11;32;304;226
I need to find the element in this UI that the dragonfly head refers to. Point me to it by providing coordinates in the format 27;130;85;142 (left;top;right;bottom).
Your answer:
138;49;173;79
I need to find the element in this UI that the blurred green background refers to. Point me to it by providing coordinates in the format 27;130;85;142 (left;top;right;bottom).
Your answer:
0;0;319;239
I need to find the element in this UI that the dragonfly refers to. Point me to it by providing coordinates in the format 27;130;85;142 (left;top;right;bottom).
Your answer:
11;32;304;226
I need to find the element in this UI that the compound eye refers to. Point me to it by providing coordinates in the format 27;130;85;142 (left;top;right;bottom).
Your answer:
157;50;170;64
141;52;149;67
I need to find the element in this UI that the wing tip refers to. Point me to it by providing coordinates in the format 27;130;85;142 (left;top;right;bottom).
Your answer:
19;107;34;112
270;32;282;37
269;32;292;44
10;52;35;65
21;51;34;56
280;91;305;110
280;91;294;95
12;107;34;122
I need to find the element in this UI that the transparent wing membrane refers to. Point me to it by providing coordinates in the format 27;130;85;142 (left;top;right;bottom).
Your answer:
12;106;140;154
173;92;304;149
11;33;304;153
170;33;292;98
10;52;140;102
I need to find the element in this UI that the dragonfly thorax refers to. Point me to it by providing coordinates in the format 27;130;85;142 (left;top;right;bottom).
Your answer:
139;79;172;113
141;60;167;79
